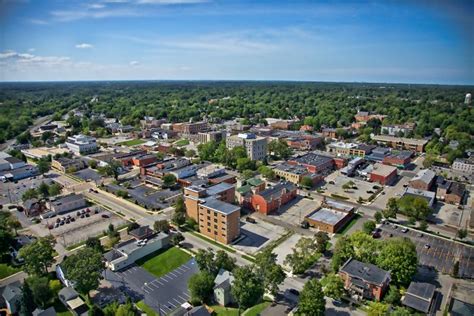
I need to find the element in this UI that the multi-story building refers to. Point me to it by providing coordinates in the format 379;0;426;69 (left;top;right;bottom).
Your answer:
371;135;428;153
409;169;436;191
452;158;474;175
51;157;87;173
381;123;416;136
327;142;375;158
286;134;323;151
66;134;98;154
226;133;267;161
184;183;240;244
382;151;413;169
339;258;391;301
273;163;323;185
369;163;398;185
140;116;165;129
195;130;226;144
235;177;266;207
172;121;208;135
288;153;334;174
131;154;157;167
250;181;297;215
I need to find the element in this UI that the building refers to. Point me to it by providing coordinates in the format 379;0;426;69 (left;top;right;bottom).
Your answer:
250;181;297;215
33;307;57;316
273;163;323;185
266;118;299;130
286;134;323;151
365;147;391;163
402;187;436;208
409;169;436;191
140;116;165;129
24;198;46;217
104;226;170;271
401;282;436;315
299;124;313;132
452;158;474;175
383;151;412;169
213;269;235;306
195;130;226;144
371;135;428;153
327;142;375;158
2;282;22;315
22;147;70;160
381;123;416;136
226;133;267;161
0;165;39;181
436;178;465;205
340;157;364;177
369;163;397;185
66;135;98;154
236;177;266;207
4;156;26;169
322;127;338;139
339;258;391;301
197;165;226;179
51;157;87;173
184;183;240;244
46;194;87;215
58;287;89;316
305;200;355;233
172;121;208;135
131;154;157;167
288;153;334;174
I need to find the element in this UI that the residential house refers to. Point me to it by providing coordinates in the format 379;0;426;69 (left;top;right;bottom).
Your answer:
2;282;22;315
213;269;235;306
33;307;57;316
401;282;436;315
58;287;88;316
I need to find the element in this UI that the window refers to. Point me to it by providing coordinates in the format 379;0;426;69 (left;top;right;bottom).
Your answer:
207;209;210;214
214;224;218;229
207;228;211;233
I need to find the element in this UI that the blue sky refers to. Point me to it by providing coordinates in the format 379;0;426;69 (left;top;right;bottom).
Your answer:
0;0;473;84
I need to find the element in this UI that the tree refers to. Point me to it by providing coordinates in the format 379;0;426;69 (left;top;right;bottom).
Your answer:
162;174;177;188
285;236;320;274
19;282;36;316
88;160;98;169
116;300;139;316
98;160;121;180
8;217;22;235
452;261;459;278
19;236;56;276
37;159;51;175
390;307;412;316
382;198;398;219
383;285;401;305
374;211;383;224
89;305;105;316
314;231;329;253
418;220;428;231
268;139;292;160
376;238;417;286
300;176;313;188
188;271;214;304
254;248;285;295
366;302;389;316
185;149;196;158
241;169;255;180
457;228;467;240
297;279;325;316
231;266;264;310
22;188;38;201
48;279;62;297
320;273;344;300
258;165;275;180
85;236;104;253
38;182;50;197
62;247;104;296
126;222;140;233
153;220;170;233
48;183;62;196
363;220;376;234
28;276;52;308
214;250;237;273
195;248;217;275
171;233;185;246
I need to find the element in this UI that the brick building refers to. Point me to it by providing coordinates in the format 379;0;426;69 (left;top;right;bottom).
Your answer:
288;153;334;174
250;181;297;215
286;134;323;151
436;178;465;205
409;169;436;191
382;151;412;169
369;163;397;185
305;200;355;233
371;135;428;153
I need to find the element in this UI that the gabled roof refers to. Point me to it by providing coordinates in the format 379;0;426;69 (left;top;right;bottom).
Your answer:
402;282;436;313
33;307;57;316
257;181;296;202
214;268;234;290
2;283;22;301
58;287;79;301
129;225;155;240
339;258;390;286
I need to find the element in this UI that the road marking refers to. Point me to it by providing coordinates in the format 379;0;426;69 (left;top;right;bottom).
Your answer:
143;288;150;294
164;275;174;281
178;295;187;301
169;271;179;277
182;292;190;298
160;308;167;314
167;301;176;308
173;298;182;305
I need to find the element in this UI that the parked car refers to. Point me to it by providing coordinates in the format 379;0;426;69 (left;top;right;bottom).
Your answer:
245;217;256;224
424;244;430;249
300;221;309;229
101;214;110;219
401;228;408;233
289;289;300;296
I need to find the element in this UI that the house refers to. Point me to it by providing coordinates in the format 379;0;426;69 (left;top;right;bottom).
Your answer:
409;169;436;191
2;282;22;315
213;269;235;306
33;307;57;316
401;282;436;315
339;258;390;301
58;287;88;316
305;200;355;233
250;181;297;215
23;198;46;217
436;178;465;205
369;163;397;185
104;226;170;271
46;194;87;215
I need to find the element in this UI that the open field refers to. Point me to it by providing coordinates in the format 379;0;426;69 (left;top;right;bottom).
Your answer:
117;139;146;146
137;247;192;278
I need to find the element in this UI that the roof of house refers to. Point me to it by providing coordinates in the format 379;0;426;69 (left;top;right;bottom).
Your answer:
58;287;79;301
402;282;436;313
257;181;296;202
214;268;234;291
411;169;436;184
32;307;57;316
236;184;252;195
339;258;390;286
206;182;234;196
129;225;155;240
2;283;22;301
103;249;124;262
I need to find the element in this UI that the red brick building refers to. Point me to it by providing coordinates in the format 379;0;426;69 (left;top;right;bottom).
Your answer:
286;135;323;151
250;181;297;215
383;151;412;169
369;163;397;185
288;153;334;174
132;154;157;167
333;157;347;170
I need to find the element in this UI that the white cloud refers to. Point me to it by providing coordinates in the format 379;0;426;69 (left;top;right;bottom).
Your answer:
75;43;94;49
88;3;106;9
129;60;139;66
29;19;48;25
28;48;36;52
0;50;71;66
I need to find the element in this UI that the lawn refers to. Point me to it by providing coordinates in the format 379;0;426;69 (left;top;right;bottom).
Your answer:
137;247;191;278
137;300;157;316
337;214;362;235
243;301;271;316
0;263;20;279
118;139;146;146
175;139;190;147
210;305;239;316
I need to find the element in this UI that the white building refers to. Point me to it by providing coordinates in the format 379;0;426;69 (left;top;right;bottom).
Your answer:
452;158;474;175
66;134;98;154
226;133;267;161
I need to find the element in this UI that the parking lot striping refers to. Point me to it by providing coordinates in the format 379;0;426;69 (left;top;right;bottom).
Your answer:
163;275;175;281
169;271;179;277
178;295;187;301
173;298;182;305
166;301;176;308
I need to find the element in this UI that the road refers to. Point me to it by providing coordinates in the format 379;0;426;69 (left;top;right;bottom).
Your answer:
0;115;52;151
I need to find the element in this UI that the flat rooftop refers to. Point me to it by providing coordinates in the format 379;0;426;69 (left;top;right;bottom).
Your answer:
200;197;240;215
372;135;428;146
371;163;397;177
307;208;349;225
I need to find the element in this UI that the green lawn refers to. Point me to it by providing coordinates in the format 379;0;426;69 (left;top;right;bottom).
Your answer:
243;301;271;316
210;305;239;316
137;247;192;278
0;263;20;279
137;300;157;316
175;139;190;147
117;139;146;146
337;214;362;235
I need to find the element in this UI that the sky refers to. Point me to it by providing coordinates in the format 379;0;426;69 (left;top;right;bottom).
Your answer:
0;0;473;84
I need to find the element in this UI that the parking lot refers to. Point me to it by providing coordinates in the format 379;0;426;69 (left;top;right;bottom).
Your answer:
0;176;56;205
107;259;198;315
273;233;301;269
233;219;288;254
324;172;379;202
272;197;321;226
379;223;474;278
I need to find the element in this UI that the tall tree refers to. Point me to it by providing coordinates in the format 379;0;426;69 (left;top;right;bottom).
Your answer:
376;238;417;286
19;282;36;316
19;236;56;276
231;265;264;310
187;271;215;304
297;279;325;316
162;174;177;188
254;248;285;296
62;247;104;296
320;273;344;300
214;250;237;273
27;276;52;308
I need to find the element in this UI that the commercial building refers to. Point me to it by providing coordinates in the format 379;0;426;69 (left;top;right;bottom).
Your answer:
382;151;412;169
288;153;334;174
51;157;87;173
436;178;465;205
369;163;397;185
322;127;338;139
340;157;364;176
339;258;391;301
371;135;428;153
305;200;355;233
365;147;391;163
250;181;297;215
452;157;474;175
381;123;416;137
46;194;87;215
172;121;208;135
66;135;98;154
273;163;323;185
195;130;226;144
401;282;436;315
104;226;170;271
197;165;226;179
131;154;157;167
402;187;436;208
226;133;267;161
184;183;240;244
285;134;323;151
327;142;375;158
236;177;266;207
0;165;39;181
140;116;165;129
409;169;436;191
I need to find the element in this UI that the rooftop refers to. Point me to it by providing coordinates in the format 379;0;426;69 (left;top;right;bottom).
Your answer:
372;135;428;146
411;169;436;184
258;181;296;202
49;193;85;207
307;207;350;225
292;152;333;167
116;232;169;255
340;258;390;286
206;182;234;196
274;163;309;175
200;197;240;215
402;282;436;313
370;163;397;177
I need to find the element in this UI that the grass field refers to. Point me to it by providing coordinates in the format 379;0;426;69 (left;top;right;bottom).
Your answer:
0;263;20;279
118;139;146;146
210;305;239;316
175;139;190;147
337;214;362;235
137;300;157;316
137;247;191;278
243;301;271;316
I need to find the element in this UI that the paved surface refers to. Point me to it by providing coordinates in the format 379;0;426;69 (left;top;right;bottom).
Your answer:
379;223;474;278
324;172;377;202
272;196;320;226
273;233;301;269
106;259;198;315
0;176;55;205
233;219;287;254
